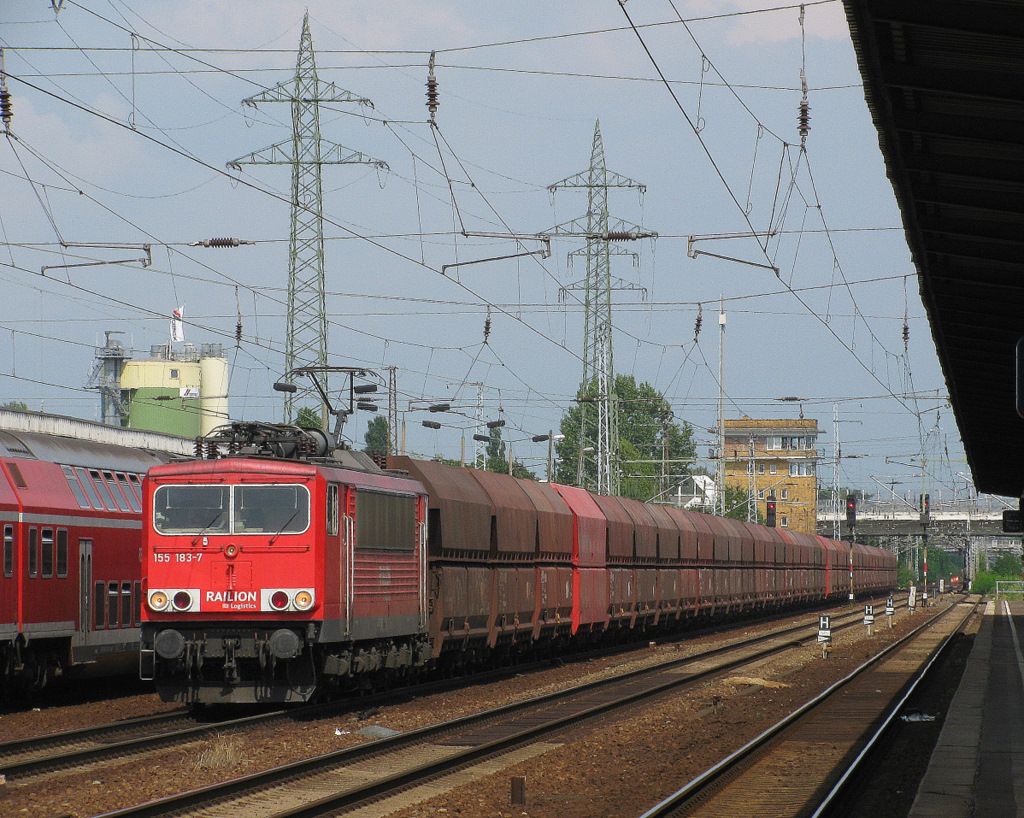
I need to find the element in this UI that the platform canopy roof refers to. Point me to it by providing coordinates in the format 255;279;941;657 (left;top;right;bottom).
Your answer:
843;0;1024;498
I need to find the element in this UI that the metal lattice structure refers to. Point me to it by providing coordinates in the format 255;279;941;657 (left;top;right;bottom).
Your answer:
229;14;386;423
547;121;654;495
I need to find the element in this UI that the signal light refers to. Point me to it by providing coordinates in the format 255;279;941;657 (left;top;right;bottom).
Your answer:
172;591;193;611
422;420;441;429
921;493;930;521
270;590;290;611
846;494;857;527
294;590;314;610
149;590;169;611
766;500;777;527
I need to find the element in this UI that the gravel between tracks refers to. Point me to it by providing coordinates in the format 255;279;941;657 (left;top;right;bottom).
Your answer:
0;600;965;817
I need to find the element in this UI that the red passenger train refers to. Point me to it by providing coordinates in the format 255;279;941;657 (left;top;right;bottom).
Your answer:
0;423;174;692
140;422;896;704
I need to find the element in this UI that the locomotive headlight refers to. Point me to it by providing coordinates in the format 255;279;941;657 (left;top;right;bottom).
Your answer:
294;589;314;610
149;590;169;611
172;590;193;611
270;590;290;611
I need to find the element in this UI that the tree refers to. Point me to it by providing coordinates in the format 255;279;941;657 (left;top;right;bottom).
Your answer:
295;406;321;430
554;375;695;501
1;401;28;411
363;416;390;456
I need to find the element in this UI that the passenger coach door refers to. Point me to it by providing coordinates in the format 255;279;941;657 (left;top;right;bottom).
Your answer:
79;540;93;642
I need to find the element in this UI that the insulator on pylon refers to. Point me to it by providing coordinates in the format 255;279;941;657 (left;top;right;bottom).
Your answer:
426;51;439;120
903;321;910;347
235;319;243;346
0;87;12;131
603;231;635;241
798;100;811;139
694;307;703;341
194;437;204;459
206;441;219;460
483;308;491;344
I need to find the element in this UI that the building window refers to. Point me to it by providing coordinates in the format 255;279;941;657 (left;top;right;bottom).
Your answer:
757;489;765;500
768;489;777;500
769;463;777;475
789;461;816;476
781;516;789;527
781;489;789;500
766;435;782;451
169;368;180;379
758;464;765;474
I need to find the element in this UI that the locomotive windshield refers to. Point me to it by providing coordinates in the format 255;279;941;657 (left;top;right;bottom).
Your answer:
153;484;309;536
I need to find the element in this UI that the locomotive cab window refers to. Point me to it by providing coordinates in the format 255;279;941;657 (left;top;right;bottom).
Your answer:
234;485;309;535
154;485;230;534
355;490;415;552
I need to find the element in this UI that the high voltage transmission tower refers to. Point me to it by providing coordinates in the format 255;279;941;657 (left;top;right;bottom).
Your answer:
229;13;387;424
546;121;655;495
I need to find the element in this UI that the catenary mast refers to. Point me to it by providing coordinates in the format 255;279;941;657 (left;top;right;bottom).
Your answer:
229;14;386;424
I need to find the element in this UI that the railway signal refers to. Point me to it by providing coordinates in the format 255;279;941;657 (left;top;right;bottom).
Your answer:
845;494;857;527
766;500;777;527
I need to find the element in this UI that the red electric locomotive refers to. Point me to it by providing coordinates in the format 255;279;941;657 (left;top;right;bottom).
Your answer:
0;417;177;692
141;418;896;705
140;422;431;703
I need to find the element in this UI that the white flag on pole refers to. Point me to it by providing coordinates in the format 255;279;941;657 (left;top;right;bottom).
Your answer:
170;305;185;343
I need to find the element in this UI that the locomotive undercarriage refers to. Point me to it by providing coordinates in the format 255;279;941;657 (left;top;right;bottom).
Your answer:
141;622;432;705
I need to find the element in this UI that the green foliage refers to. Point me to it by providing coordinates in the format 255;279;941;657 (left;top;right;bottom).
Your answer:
295;406;322;430
483;426;535;479
990;552;1022;578
0;401;28;411
554;375;695;501
720;483;766;524
363;416;390;456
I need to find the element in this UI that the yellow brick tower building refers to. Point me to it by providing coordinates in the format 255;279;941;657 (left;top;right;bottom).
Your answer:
722;417;819;533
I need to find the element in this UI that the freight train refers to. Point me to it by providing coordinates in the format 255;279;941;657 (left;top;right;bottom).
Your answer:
0;415;183;693
140;421;897;704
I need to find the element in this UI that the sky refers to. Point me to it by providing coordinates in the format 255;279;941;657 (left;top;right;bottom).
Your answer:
0;0;984;506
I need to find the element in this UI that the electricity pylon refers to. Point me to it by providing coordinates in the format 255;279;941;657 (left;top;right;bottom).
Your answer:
546;121;654;495
229;13;386;424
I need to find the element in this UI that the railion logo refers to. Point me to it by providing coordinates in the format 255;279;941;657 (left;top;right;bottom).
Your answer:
206;590;257;603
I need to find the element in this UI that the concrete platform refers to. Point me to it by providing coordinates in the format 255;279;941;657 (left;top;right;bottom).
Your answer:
910;600;1024;817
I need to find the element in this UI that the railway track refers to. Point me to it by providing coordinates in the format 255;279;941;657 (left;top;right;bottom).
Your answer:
90;598;905;818
0;597;895;784
638;595;980;818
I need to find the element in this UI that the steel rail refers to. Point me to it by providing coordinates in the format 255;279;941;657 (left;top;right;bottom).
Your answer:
636;597;976;818
94;599;902;818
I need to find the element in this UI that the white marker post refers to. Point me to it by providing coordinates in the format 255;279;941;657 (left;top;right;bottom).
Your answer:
818;614;832;659
885;596;895;628
864;603;875;636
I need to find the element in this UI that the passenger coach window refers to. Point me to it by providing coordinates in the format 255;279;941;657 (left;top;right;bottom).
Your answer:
121;581;133;626
94;581;105;628
103;472;130;512
61;465;91;509
57;530;68;578
89;470;118;511
115;473;142;512
41;528;54;578
3;525;12;578
355;491;415;552
108;582;119;627
28;527;38;578
75;467;103;509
